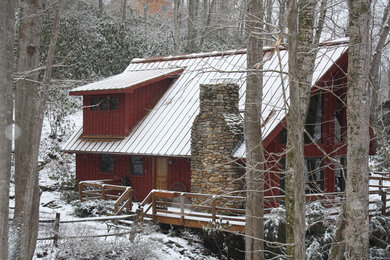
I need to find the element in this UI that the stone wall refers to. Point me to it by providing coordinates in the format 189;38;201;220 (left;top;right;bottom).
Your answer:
191;83;245;202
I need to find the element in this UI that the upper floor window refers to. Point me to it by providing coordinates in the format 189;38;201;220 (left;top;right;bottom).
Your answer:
100;155;114;173
90;96;118;111
305;92;322;144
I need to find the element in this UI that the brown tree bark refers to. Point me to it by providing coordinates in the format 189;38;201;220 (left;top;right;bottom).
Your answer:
265;0;273;45
13;0;61;258
345;0;371;258
120;0;126;24
244;0;265;259
173;0;182;54
370;0;390;122
186;0;199;52
0;0;16;259
99;0;103;17
285;0;317;258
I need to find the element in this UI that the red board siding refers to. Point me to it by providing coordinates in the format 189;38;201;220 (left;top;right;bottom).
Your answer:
83;79;171;137
83;94;126;137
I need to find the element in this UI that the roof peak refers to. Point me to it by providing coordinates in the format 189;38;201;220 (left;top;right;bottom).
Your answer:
131;38;349;64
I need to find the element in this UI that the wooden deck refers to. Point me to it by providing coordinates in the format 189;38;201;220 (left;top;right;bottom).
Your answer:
79;173;390;233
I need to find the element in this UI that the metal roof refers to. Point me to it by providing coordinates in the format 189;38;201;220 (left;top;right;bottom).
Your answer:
69;67;183;95
62;40;348;158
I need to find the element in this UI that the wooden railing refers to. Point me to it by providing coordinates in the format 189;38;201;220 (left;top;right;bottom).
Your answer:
138;174;390;231
138;190;347;232
78;180;133;215
369;172;390;216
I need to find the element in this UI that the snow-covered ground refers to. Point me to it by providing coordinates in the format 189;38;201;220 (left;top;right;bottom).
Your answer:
8;109;220;260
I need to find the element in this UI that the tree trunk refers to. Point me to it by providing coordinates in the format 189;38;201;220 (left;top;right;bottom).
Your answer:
285;0;317;259
186;0;199;52
13;0;61;259
99;0;103;17
278;0;286;35
244;0;265;259
199;0;216;49
0;0;16;259
265;0;273;45
329;200;347;259
369;0;390;123
173;0;181;54
120;0;126;24
345;0;371;258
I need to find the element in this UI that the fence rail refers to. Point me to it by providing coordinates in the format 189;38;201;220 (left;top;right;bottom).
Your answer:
78;180;133;215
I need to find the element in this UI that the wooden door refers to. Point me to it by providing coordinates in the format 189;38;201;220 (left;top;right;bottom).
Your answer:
154;157;168;190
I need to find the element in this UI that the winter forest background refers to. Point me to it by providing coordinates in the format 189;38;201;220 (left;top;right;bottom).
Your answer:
1;0;390;259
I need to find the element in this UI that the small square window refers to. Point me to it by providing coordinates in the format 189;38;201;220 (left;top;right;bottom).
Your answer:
110;96;119;110
90;97;100;110
100;155;114;173
100;97;109;110
162;5;167;13
130;156;143;176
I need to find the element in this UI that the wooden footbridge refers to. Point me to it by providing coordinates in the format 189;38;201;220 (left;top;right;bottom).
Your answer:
78;173;390;233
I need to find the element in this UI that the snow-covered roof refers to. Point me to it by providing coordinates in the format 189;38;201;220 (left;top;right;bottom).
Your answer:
62;39;348;157
69;67;183;95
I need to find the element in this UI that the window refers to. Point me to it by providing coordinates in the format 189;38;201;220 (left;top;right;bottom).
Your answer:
90;96;119;111
335;157;347;192
110;96;119;110
90;97;100;111
279;127;287;144
162;4;167;13
100;155;114;173
278;157;324;194
130;156;143;176
305;92;322;143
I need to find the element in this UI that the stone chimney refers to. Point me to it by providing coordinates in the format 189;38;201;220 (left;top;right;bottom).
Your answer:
191;83;244;198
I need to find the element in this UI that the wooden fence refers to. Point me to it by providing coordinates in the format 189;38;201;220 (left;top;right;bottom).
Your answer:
78;180;133;216
37;213;135;245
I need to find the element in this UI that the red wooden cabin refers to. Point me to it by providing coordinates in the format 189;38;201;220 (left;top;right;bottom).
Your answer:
63;39;375;202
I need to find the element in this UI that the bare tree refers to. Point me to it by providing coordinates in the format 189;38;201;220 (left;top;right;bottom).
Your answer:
173;0;182;54
12;0;61;258
120;0;126;24
186;0;199;52
0;0;16;259
199;0;216;49
244;0;265;259
285;0;320;258
344;0;372;258
99;0;103;17
265;0;273;45
370;0;390;122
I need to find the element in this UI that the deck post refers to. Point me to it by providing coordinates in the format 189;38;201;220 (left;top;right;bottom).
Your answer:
380;178;386;215
152;192;156;221
53;212;61;247
78;182;84;201
180;194;185;225
126;188;132;213
102;184;106;200
211;199;216;222
139;206;144;223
